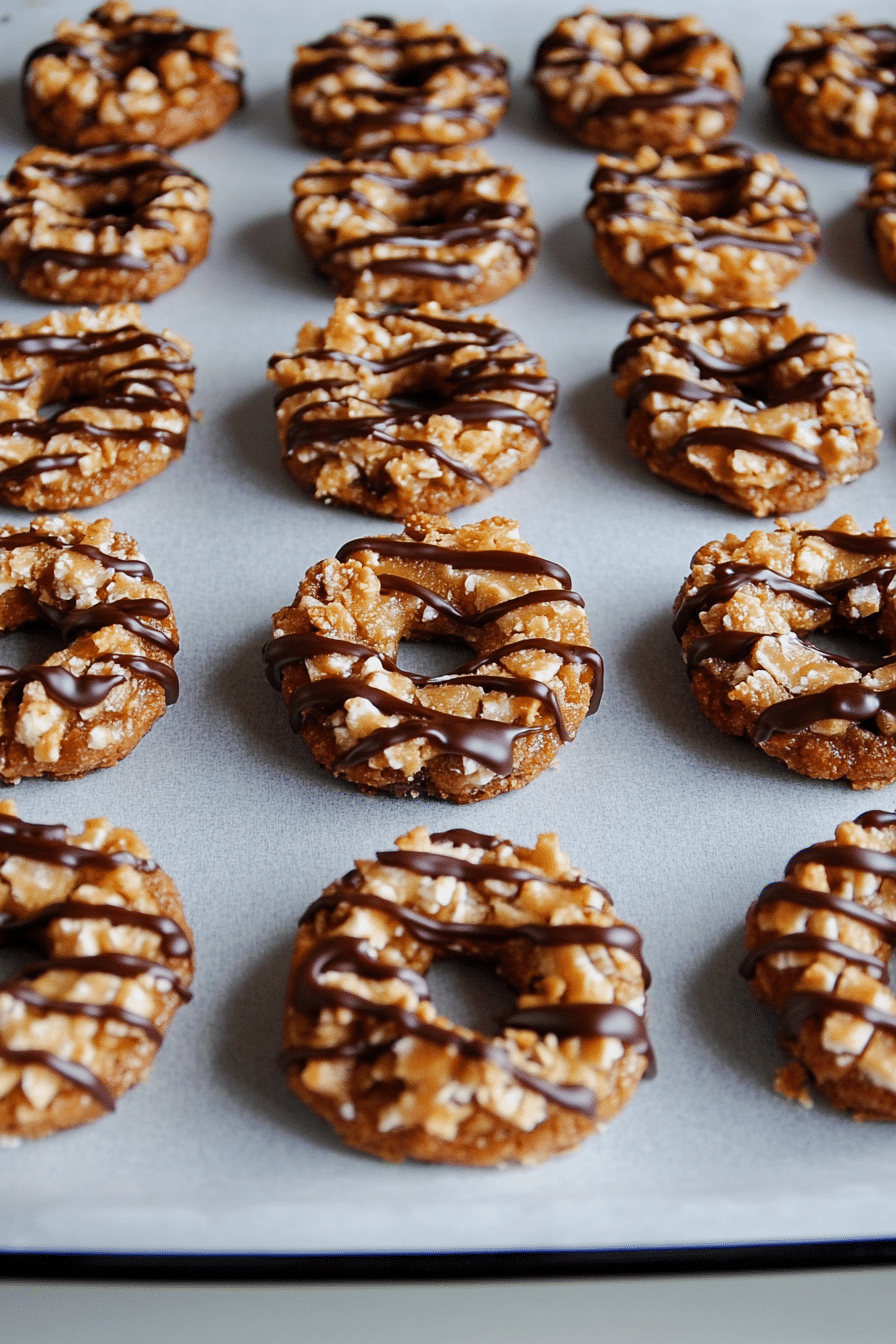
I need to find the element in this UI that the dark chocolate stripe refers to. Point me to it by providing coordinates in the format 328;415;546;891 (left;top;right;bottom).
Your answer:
0;1044;115;1110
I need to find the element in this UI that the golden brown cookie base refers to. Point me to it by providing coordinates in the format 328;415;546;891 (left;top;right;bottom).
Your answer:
743;812;896;1119
22;1;243;151
766;16;896;162
292;146;539;310
0;514;178;783
0;802;193;1139
268;300;555;519
862;162;896;286
675;517;896;788
265;513;601;803
532;9;743;154
586;144;819;306
0;304;193;510
612;300;879;517
289;16;508;154
0;143;211;305
283;827;650;1165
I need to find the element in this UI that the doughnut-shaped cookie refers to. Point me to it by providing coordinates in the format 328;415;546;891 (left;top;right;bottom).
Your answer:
742;810;896;1118
0;514;178;783
282;826;652;1165
22;1;243;151
862;160;896;285
0;304;194;511
674;516;896;789
766;15;896;162
264;513;602;803
0;802;193;1139
292;145;539;310
611;300;880;517
531;9;743;154
289;16;509;154
268;300;556;518
0;143;211;305
586;143;820;305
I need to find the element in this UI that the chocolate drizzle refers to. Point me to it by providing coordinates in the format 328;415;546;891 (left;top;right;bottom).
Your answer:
265;534;600;772
23;12;244;140
742;818;896;1062
0;528;177;714
282;842;653;1116
0;812;191;1111
274;313;555;493
533;15;740;133
613;308;852;479
0;146;209;277
590;144;818;264
675;532;896;739
291;21;507;147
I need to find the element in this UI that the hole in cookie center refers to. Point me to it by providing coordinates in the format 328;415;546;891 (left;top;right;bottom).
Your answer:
426;957;518;1037
805;628;890;669
386;387;447;417
81;196;134;221
0;623;66;671
397;637;467;680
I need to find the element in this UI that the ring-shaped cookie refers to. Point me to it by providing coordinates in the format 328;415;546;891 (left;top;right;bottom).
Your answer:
292;145;539;310
0;514;178;783
22;1;243;151
0;802;193;1139
268;300;557;518
674;516;896;789
0;304;194;511
264;513;602;803
766;15;896;162
742;809;896;1118
586;143;819;305
862;160;896;286
289;15;509;154
0;143;211;304
531;9;743;153
611;300;880;517
282;826;652;1165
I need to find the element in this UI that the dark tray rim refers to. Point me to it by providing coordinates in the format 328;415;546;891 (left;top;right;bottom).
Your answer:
3;1239;896;1282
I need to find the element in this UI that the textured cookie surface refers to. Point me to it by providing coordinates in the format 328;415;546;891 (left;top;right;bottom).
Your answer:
283;826;651;1165
22;1;242;150
264;513;602;802
674;516;896;788
0;304;193;510
532;9;742;153
0;514;178;783
0;802;193;1140
612;300;879;516
743;809;896;1118
268;300;556;518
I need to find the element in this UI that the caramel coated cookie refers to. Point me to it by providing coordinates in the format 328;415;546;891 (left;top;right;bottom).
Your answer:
674;517;896;789
289;15;509;154
264;513;602;803
0;514;178;783
0;304;193;511
292;145;539;310
0;803;192;1140
743;810;896;1119
0;143;211;304
22;1;243;151
282;826;652;1165
766;15;896;162
586;143;819;306
611;300;879;517
268;300;556;518
532;9;742;153
862;160;896;285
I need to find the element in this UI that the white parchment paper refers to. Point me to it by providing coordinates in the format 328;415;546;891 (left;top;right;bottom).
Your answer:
2;0;896;1256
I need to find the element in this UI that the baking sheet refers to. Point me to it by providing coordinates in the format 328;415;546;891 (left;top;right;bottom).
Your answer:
2;0;896;1256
